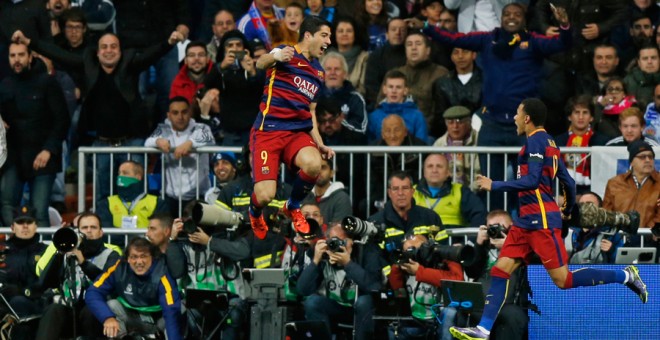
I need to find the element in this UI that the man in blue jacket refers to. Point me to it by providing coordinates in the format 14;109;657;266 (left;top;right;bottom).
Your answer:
367;70;428;143
407;3;571;209
85;237;182;339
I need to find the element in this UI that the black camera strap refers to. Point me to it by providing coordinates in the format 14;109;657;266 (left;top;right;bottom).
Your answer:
194;248;209;284
268;235;286;268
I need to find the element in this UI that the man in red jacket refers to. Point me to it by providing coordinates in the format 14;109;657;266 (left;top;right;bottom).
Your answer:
169;41;213;104
388;234;464;339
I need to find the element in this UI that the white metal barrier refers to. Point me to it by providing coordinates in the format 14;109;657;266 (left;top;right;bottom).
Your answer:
77;146;594;216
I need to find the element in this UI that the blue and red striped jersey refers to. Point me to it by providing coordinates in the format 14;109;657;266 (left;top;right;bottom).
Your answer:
492;129;576;230
253;45;325;132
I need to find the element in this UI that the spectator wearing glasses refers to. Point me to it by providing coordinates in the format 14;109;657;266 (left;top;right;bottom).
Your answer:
368;171;443;253
170;41;213;105
438;9;458;32
595;77;637;138
433;106;481;189
603;140;659;230
54;8;88;87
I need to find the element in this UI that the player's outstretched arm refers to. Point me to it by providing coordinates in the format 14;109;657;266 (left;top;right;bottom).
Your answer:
492;159;543;192
256;46;295;70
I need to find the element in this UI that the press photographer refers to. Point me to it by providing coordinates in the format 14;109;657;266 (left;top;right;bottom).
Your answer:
388;234;464;340
368;171;444;255
462;210;533;340
0;206;48;340
170;201;250;339
565;192;625;264
282;203;326;302
85;238;182;339
35;212;122;339
298;224;386;340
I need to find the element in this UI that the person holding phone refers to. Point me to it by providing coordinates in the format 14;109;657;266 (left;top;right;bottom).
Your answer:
203;29;265;146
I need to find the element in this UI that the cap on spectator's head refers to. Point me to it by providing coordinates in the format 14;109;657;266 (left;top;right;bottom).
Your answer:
423;0;443;8
223;36;243;48
13;205;36;224
213;152;237;168
443;106;471;119
628;139;655;164
250;38;266;52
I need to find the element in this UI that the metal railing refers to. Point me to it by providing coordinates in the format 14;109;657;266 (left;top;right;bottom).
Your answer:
0;228;652;251
77;146;594;216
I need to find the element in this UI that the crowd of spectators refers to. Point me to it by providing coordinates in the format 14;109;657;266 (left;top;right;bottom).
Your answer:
0;0;658;339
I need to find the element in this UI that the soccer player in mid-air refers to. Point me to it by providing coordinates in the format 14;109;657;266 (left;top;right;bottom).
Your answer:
450;98;648;340
249;16;334;239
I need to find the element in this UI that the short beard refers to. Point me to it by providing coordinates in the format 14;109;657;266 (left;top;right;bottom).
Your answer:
633;36;652;48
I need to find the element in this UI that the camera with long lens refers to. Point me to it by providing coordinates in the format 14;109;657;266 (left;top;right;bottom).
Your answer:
567;202;640;235
326;237;346;253
413;242;476;267
53;227;84;253
341;216;385;243
487;224;506;239
191;202;244;228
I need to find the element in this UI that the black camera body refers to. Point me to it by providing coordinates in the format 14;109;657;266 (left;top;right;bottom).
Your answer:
487;224;506;239
391;247;417;265
183;218;198;234
326;237;346;253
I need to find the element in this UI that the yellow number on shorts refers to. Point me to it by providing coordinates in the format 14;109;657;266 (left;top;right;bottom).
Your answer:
261;150;268;165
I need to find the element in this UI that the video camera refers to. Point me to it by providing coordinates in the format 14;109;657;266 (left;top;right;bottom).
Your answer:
341;216;385;243
391;241;476;267
487;224;507;239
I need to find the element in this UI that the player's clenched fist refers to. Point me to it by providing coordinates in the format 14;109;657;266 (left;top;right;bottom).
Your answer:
273;46;295;62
